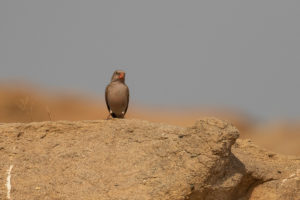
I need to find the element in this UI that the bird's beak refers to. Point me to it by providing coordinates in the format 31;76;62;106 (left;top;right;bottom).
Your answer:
119;73;124;79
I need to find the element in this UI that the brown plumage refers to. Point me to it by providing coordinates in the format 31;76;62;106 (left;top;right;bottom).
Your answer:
105;70;129;118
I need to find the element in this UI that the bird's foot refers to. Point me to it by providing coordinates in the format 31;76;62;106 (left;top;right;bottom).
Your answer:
106;114;112;120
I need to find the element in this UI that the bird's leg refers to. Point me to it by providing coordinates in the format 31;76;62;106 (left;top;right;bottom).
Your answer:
106;110;112;120
106;110;114;120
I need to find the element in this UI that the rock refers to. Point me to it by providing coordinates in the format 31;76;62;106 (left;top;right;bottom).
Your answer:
233;140;300;200
0;118;299;200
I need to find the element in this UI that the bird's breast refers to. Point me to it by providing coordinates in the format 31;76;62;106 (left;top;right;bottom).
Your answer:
107;84;128;112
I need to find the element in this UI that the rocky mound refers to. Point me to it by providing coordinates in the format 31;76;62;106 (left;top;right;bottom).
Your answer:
0;118;299;200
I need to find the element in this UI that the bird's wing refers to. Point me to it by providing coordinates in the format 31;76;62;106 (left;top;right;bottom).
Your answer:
124;85;129;115
105;84;110;112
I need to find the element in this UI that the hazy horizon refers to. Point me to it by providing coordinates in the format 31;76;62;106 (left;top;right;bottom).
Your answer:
1;1;300;120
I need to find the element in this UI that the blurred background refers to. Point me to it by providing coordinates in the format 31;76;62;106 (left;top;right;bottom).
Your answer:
0;1;299;156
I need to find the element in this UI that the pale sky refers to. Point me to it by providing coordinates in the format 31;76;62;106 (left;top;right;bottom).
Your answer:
1;1;300;119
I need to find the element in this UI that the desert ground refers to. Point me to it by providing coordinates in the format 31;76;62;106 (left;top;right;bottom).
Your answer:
1;117;299;199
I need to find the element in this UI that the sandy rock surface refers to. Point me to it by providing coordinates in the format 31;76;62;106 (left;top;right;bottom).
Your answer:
233;140;300;200
0;118;299;200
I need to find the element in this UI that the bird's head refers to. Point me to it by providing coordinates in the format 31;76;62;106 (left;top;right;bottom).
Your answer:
111;70;126;82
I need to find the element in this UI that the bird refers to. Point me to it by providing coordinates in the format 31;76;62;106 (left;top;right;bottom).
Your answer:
105;70;129;119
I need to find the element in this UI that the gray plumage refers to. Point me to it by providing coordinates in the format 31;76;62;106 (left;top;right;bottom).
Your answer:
105;70;129;118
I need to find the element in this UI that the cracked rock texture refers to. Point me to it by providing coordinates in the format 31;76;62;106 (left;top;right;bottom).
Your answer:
0;118;299;200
